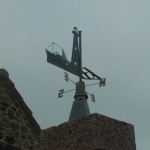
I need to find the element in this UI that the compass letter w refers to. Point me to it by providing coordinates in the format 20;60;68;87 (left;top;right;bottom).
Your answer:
58;89;64;98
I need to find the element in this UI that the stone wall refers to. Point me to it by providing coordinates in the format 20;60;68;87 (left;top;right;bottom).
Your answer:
0;69;41;150
41;113;136;150
0;142;22;150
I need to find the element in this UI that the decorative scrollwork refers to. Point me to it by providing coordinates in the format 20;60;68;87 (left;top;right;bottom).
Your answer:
82;67;106;86
82;67;101;80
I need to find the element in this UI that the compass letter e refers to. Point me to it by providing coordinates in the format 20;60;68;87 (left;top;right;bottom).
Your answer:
64;72;68;82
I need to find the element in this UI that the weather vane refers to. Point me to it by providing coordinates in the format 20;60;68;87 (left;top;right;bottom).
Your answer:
45;27;106;121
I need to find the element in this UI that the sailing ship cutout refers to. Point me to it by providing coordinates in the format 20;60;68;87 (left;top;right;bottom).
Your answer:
45;27;81;77
45;27;106;102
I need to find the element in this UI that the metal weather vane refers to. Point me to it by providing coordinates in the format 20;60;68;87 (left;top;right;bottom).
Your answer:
45;27;106;120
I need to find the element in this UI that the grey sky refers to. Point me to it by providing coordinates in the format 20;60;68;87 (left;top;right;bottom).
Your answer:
0;0;150;149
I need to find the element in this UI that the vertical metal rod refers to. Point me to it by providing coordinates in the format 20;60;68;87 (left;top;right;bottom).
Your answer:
79;31;82;82
52;42;54;53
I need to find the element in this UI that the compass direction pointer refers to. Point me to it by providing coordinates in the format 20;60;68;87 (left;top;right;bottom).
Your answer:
58;88;76;98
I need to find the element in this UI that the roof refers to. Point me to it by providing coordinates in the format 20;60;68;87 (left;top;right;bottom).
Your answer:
0;68;41;133
41;113;136;150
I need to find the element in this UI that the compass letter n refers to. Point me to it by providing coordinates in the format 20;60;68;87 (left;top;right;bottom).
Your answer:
99;78;106;87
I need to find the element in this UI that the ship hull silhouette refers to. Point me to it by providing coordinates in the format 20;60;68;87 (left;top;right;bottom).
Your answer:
46;49;80;76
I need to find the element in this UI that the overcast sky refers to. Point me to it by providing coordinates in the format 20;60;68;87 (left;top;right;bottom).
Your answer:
0;0;150;149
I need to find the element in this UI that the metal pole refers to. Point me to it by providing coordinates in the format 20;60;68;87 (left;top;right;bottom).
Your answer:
79;31;82;82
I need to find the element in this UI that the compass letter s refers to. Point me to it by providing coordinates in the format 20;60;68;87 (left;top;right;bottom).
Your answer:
91;93;95;102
